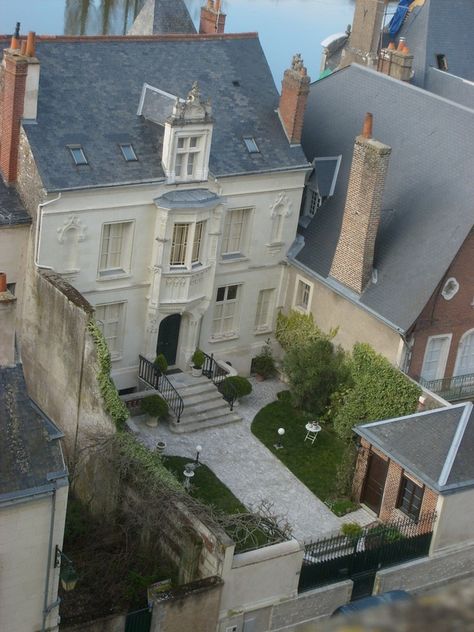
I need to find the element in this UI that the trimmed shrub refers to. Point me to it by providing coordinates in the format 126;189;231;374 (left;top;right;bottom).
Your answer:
341;522;363;539
192;348;205;369
140;395;168;419
276;309;336;352
333;343;421;441
219;376;252;400
154;354;168;374
252;340;276;378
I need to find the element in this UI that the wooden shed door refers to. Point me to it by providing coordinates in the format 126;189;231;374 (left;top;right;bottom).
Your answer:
361;453;388;515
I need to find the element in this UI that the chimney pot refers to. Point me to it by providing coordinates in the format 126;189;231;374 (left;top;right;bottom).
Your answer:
26;31;36;57
361;112;373;138
0;273;6;293
397;37;406;51
20;40;27;55
388;42;396;50
278;54;310;145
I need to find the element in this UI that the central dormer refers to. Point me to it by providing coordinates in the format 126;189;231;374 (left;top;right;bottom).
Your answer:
162;82;213;184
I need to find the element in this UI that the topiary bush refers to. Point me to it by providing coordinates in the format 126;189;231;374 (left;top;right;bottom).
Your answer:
333;343;421;442
140;395;168;419
192;348;205;369
219;376;252;401
252;339;276;378
154;354;168;374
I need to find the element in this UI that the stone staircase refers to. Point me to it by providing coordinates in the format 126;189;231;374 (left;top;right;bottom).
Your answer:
166;372;242;433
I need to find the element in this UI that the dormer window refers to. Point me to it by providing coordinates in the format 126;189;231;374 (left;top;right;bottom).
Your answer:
68;145;88;166
120;143;138;162
175;136;202;179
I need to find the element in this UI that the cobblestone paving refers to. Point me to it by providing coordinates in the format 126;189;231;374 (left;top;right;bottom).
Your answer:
128;377;373;542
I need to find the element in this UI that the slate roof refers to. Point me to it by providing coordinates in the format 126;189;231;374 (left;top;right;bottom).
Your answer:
0;180;31;227
0;365;67;501
19;35;308;192
397;0;474;86
130;0;197;35
355;402;474;494
294;64;474;333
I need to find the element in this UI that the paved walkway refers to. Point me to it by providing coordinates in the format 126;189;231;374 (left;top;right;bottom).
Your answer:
128;377;373;542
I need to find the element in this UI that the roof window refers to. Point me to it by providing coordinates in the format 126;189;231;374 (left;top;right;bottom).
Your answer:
243;137;260;154
120;143;138;162
68;146;88;166
436;54;448;71
232;80;241;87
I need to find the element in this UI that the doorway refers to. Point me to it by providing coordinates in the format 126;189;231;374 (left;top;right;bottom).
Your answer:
361;453;388;515
156;314;181;366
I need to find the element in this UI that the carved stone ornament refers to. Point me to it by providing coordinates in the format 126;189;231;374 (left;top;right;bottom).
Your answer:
270;192;293;218
172;81;212;122
56;216;87;243
146;312;159;334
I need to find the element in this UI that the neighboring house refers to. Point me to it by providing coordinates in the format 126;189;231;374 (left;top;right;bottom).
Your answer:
128;0;197;36
0;28;310;390
287;61;474;401
0;280;69;632
353;401;474;553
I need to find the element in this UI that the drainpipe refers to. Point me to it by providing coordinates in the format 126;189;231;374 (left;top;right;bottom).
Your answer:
41;479;58;632
34;193;62;270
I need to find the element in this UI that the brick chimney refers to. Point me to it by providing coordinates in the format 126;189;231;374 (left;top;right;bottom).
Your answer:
330;113;392;294
0;26;39;184
0;272;17;366
377;40;414;82
279;54;310;145
341;0;388;68
199;0;226;34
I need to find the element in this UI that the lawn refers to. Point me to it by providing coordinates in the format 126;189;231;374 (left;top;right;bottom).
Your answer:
251;397;358;516
162;455;246;514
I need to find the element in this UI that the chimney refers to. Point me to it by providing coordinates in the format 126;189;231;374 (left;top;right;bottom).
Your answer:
0;272;17;367
279;54;310;145
377;40;414;82
199;0;226;34
341;0;389;68
0;26;39;183
329;113;391;294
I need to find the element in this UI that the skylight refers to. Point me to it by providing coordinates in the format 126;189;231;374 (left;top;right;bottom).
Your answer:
120;143;138;162
243;137;260;154
68;146;88;166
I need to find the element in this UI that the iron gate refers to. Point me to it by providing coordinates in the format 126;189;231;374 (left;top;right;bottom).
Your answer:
125;606;152;632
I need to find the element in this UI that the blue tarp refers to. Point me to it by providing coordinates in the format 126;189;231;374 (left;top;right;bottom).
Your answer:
388;0;412;38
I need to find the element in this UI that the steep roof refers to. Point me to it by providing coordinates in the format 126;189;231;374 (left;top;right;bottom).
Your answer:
0;180;31;227
19;35;307;192
398;0;474;86
0;365;67;502
355;402;474;494
128;0;196;35
294;64;474;333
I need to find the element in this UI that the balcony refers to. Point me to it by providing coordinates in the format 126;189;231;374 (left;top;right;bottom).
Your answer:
160;265;211;306
418;373;474;402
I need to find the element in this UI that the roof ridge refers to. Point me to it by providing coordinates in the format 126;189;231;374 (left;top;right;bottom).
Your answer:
438;401;473;487
0;32;258;43
356;401;468;430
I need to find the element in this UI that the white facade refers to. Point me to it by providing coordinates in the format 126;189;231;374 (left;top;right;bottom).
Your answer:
35;167;307;389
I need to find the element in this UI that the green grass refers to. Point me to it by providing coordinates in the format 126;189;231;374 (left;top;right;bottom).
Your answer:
251;399;358;516
162;456;246;514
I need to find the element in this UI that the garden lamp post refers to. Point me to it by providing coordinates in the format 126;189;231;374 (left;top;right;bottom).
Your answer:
275;427;285;450
54;546;78;592
195;444;202;466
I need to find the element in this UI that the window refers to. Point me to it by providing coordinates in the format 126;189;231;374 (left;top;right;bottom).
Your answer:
170;223;189;266
397;475;424;520
120;143;138;162
436;54;448;71
175;136;201;179
192;221;205;265
308;190;320;217
295;279;311;311
255;289;275;332
95;302;125;358
212;285;240;338
454;330;474;376
243;137;260;154
222;208;251;257
420;334;451;381
441;277;459;301
98;221;134;277
68;145;88;165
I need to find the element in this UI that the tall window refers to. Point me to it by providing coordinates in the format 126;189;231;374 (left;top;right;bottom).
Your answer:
99;221;134;277
397;475;424;520
175;136;201;179
222;208;251;257
421;335;451;381
95;302;125;358
169;221;206;268
192;221;205;265
454;330;474;376
170;223;189;266
295;279;311;311
255;289;275;332
212;285;240;337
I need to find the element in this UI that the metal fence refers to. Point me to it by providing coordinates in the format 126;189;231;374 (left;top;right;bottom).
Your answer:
138;355;184;422
299;512;436;593
418;372;474;401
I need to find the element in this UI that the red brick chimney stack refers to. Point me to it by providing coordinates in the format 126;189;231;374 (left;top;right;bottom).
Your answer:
199;0;226;34
279;53;310;145
0;26;39;184
330;113;392;294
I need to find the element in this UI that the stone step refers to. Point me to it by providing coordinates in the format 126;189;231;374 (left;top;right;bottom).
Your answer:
179;401;236;423
183;398;229;416
169;411;242;434
181;390;224;407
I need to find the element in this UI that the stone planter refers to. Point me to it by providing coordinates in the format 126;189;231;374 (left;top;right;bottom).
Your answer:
191;366;203;377
255;373;265;382
146;415;158;428
155;441;166;455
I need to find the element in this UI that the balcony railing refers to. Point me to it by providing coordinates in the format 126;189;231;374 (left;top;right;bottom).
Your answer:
202;352;237;411
418;372;474;402
138;355;184;422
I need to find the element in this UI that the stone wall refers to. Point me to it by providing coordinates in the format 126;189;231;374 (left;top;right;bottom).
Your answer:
61;613;126;632
16;127;45;216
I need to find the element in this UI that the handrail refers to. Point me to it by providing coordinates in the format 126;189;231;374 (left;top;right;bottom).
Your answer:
138;355;184;422
417;372;474;401
202;351;237;411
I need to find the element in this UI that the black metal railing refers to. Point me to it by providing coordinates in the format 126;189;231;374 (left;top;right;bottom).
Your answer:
138;355;184;422
299;511;436;593
417;372;474;401
202;352;237;411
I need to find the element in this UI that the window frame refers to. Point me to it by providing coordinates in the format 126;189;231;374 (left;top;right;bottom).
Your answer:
293;276;313;313
169;220;206;270
453;328;474;377
397;473;424;521
95;301;127;360
68;145;88;166
254;288;275;333
420;334;452;382
174;135;202;181
119;143;138;162
97;220;135;279
211;284;241;339
221;208;252;259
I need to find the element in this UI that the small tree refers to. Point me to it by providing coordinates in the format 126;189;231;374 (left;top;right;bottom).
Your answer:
283;338;352;416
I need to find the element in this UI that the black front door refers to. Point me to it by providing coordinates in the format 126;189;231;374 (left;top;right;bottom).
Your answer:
361;453;388;515
156;314;181;366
